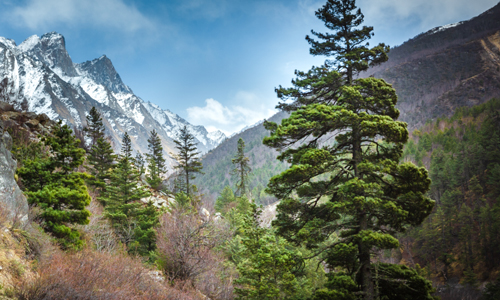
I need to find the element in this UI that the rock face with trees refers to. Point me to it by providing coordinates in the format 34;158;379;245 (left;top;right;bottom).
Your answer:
263;0;436;299
0;102;29;224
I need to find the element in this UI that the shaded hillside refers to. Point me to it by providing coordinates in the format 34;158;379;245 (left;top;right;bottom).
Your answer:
364;2;500;129
194;111;289;204
397;98;500;298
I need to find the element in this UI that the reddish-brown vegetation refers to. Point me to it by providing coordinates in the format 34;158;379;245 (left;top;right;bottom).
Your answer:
156;208;235;299
15;250;204;300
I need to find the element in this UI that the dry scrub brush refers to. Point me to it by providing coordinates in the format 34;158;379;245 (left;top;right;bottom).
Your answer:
156;208;235;299
15;249;204;300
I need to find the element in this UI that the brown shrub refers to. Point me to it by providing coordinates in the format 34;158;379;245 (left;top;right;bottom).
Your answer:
156;208;235;299
157;209;230;281
78;196;121;254
15;250;204;300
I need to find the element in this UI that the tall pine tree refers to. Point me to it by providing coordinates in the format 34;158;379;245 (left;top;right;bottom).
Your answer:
172;125;203;197
263;1;435;299
100;132;153;253
84;106;105;148
231;138;251;197
146;129;167;189
84;107;116;188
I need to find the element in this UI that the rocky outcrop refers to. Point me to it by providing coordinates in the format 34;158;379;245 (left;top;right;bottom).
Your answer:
0;117;28;225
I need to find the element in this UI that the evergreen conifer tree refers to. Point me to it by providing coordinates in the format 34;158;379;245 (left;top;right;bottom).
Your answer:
146;129;167;189
84;106;105;148
235;206;299;299
172;125;203;197
231;138;251;197
18;121;91;249
84;107;116;187
100;133;152;252
135;152;145;176
263;1;435;299
215;185;236;214
88;137;116;188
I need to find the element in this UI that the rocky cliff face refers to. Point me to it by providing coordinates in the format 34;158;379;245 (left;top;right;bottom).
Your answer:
0;32;225;170
0;102;28;225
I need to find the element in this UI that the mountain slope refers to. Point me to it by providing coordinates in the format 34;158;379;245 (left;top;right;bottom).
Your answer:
0;32;225;169
196;2;500;200
194;111;288;204
362;2;500;129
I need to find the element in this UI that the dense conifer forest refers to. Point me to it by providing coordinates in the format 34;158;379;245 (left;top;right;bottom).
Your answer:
400;98;500;298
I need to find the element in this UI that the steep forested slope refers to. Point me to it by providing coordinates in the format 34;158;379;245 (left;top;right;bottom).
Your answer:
401;98;500;288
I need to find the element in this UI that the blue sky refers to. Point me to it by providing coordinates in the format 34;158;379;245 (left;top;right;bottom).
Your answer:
0;0;498;134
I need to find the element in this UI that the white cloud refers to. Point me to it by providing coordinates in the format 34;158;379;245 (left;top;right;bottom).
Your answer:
6;0;155;33
186;92;277;135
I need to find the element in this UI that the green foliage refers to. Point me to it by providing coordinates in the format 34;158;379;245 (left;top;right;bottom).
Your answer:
172;125;203;196
88;137;116;188
405;98;500;283
8;127;45;165
482;277;500;300
100;132;157;257
263;1;434;298
173;191;192;209
17;121;90;249
131;201;160;257
234;206;299;300
146;129;166;189
231;138;251;196
83;106;105;148
135;152;145;176
84;107;116;188
215;186;236;214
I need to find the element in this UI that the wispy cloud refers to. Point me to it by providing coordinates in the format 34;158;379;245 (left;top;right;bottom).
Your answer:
5;0;156;33
186;92;276;135
175;0;233;20
360;0;499;31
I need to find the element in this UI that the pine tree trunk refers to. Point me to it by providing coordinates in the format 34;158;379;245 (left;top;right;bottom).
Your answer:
186;169;190;196
359;213;374;300
353;126;374;300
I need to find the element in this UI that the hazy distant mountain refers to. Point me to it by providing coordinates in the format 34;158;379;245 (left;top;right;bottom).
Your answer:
0;32;225;168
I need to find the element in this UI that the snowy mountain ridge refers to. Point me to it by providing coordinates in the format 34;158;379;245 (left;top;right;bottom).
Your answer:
0;32;225;166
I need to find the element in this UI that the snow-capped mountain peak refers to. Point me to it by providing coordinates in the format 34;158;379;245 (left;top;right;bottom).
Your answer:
0;32;226;167
18;35;39;52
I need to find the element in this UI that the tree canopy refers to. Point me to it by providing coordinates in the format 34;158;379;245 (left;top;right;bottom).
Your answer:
18;121;91;249
172;125;203;197
263;0;435;299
